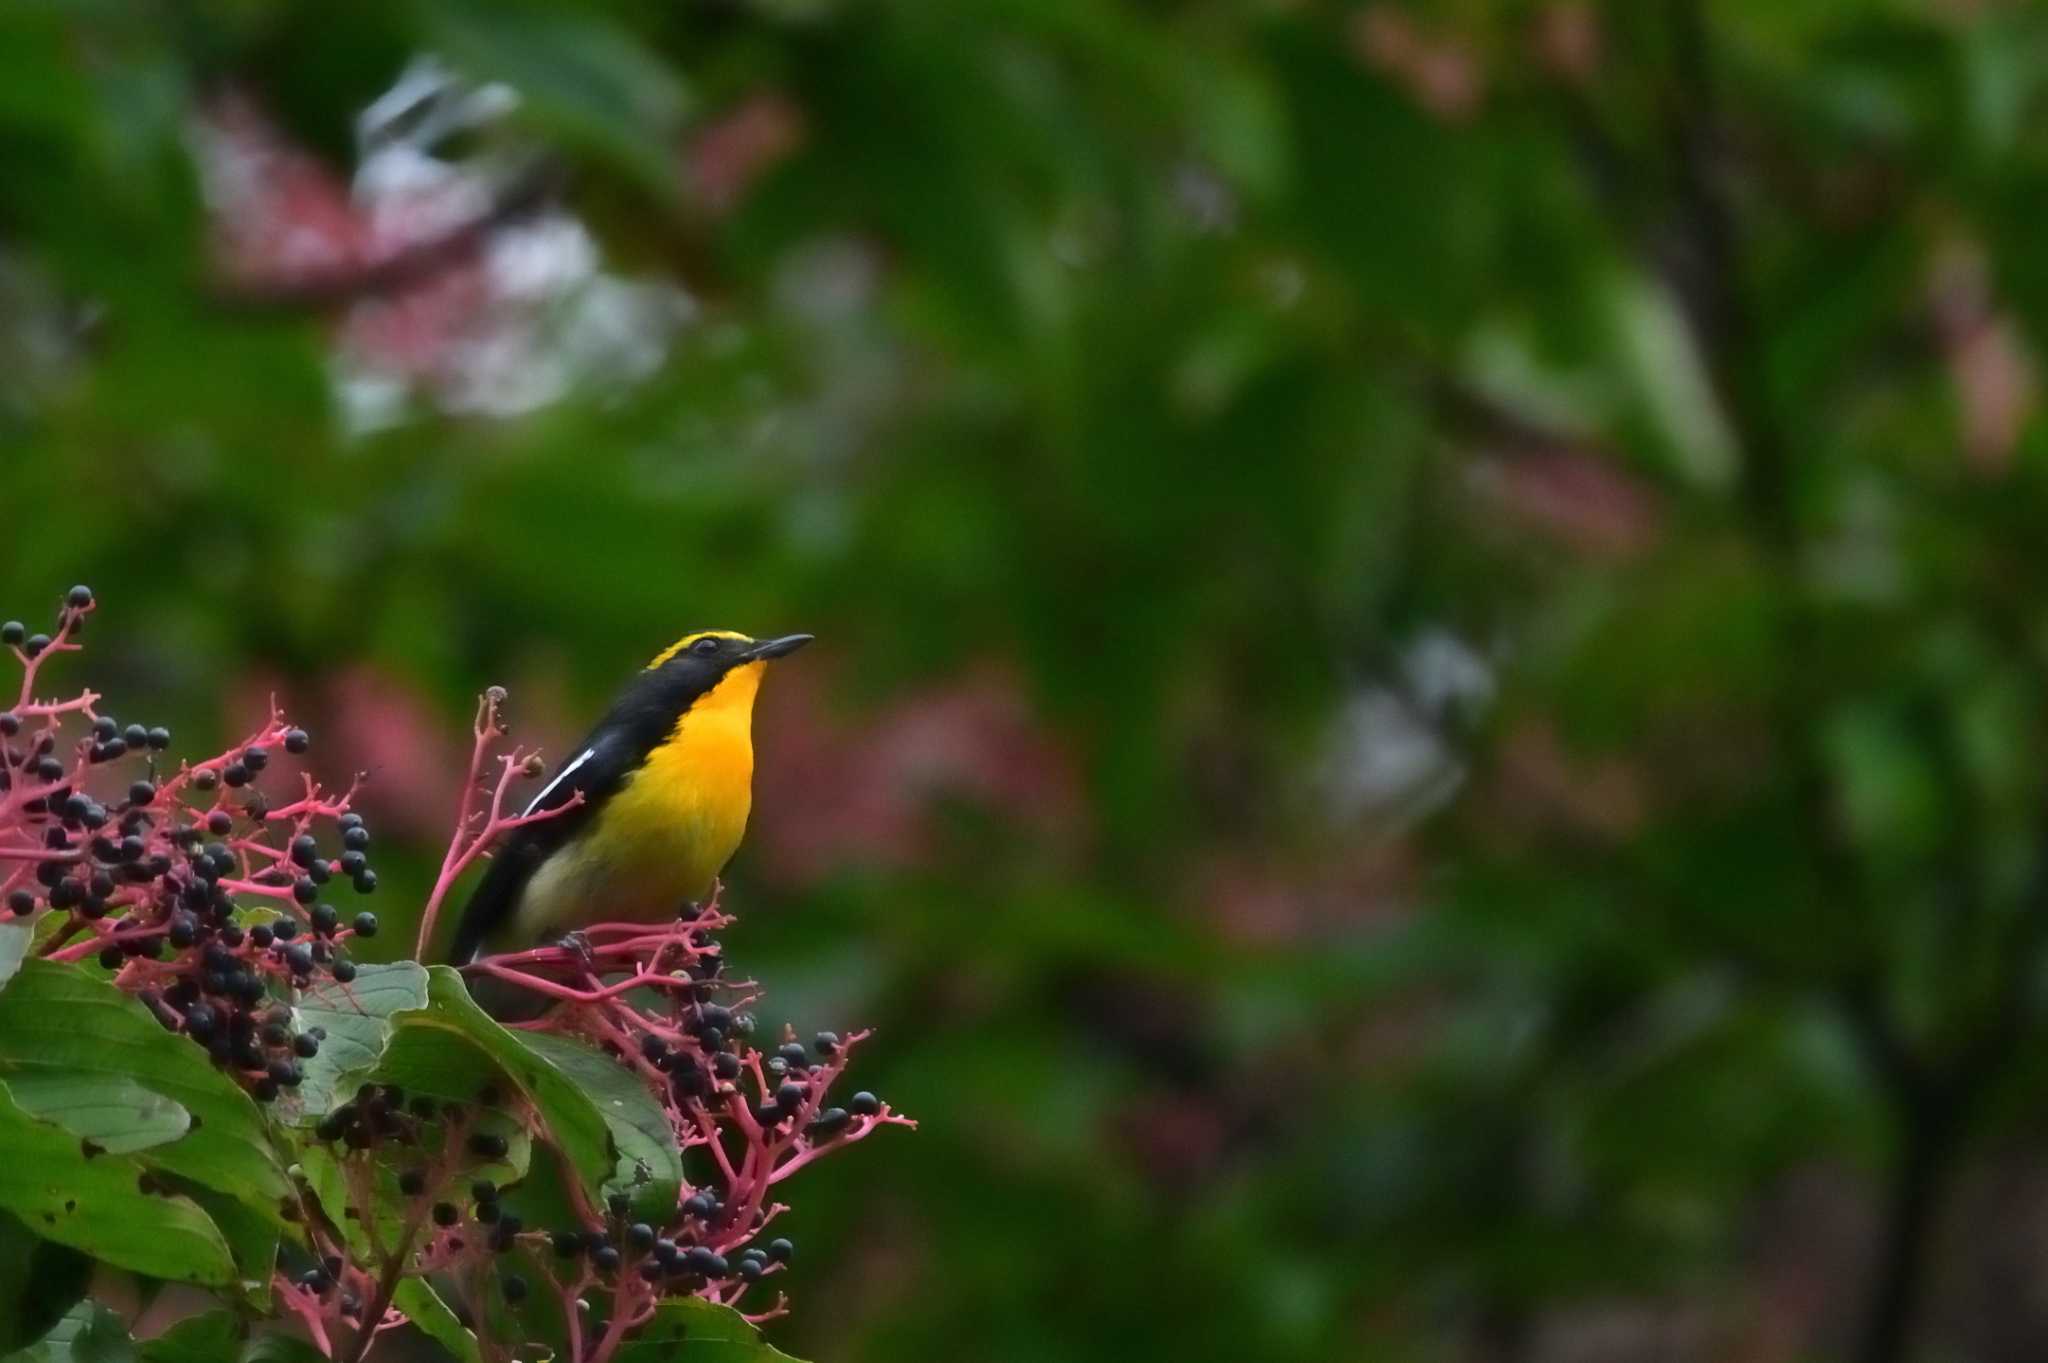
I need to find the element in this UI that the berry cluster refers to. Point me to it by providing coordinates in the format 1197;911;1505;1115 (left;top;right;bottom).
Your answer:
1;587;381;1100
399;691;914;1347
453;920;909;1342
3;590;910;1362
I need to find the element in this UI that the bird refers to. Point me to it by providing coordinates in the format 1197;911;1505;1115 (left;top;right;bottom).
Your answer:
447;629;812;972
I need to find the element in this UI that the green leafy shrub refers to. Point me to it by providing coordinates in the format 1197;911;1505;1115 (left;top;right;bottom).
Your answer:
0;589;905;1362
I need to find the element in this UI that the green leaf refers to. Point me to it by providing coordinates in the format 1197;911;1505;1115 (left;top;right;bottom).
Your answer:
422;0;689;193
518;1032;681;1218
3;1075;189;1156
292;1148;362;1260
0;1080;236;1287
185;1187;282;1307
0;922;29;992
393;1279;482;1363
0;963;289;1216
2;1300;133;1363
237;1335;327;1363
291;962;431;1118
0;1213;90;1354
137;1311;242;1363
377;969;614;1196
612;1299;806;1363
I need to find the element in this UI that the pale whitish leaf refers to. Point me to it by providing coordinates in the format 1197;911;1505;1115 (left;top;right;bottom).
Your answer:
0;922;29;991
372;969;614;1197
0;963;289;1214
292;962;431;1118
3;1300;133;1363
0;1082;234;1288
3;1075;188;1156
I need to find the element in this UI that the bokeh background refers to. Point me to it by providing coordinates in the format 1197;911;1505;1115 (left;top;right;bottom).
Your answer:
10;2;2048;1360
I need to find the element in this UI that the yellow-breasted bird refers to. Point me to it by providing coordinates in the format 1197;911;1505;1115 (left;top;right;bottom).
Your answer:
447;629;812;966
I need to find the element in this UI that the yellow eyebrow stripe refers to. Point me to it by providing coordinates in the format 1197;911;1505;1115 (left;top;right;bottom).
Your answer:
645;630;749;670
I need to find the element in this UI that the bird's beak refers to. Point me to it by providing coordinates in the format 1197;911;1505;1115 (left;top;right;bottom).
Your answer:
748;634;814;661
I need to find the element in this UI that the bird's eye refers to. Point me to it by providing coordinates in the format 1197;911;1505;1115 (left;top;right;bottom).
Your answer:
690;637;721;658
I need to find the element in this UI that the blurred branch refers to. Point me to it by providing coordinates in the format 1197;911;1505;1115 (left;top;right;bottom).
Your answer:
1641;9;1957;1360
1659;1;1788;550
207;159;565;311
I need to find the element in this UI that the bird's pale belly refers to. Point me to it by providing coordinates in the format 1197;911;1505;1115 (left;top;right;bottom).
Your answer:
503;719;754;949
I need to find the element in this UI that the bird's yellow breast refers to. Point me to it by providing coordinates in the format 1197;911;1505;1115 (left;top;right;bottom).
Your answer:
505;662;763;945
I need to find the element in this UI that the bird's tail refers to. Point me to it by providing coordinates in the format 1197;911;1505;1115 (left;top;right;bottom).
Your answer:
447;850;560;1021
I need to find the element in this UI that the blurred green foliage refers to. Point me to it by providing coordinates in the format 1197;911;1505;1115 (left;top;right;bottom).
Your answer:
12;1;2048;1360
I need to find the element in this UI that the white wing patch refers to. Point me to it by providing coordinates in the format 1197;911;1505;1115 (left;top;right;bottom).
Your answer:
524;746;595;817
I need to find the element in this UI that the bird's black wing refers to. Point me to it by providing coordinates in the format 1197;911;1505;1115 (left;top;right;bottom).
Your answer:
444;729;635;963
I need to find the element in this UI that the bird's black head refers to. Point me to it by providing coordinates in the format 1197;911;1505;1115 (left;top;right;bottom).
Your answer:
599;630;813;747
635;629;813;711
649;630;812;672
